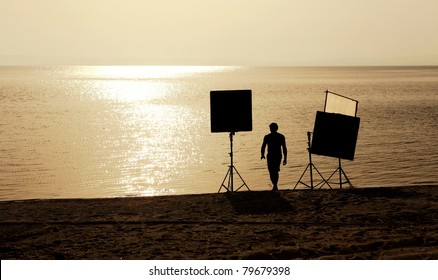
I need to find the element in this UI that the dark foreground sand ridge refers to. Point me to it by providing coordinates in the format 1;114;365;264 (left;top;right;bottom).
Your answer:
1;186;438;259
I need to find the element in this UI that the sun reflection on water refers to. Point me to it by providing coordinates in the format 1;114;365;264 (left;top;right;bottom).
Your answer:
94;80;170;102
89;65;226;79
82;65;227;103
81;66;209;197
114;104;203;197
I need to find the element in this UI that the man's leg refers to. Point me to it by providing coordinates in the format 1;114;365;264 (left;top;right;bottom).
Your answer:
267;157;281;191
269;171;279;191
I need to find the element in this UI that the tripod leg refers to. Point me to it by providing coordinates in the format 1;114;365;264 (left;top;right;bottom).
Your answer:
294;164;310;189
326;167;353;189
232;166;250;191
340;168;354;188
218;132;249;193
312;165;331;189
326;167;340;184
218;166;232;193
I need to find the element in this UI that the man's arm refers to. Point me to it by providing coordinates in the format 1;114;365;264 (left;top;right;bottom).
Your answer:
282;137;287;165
261;137;267;159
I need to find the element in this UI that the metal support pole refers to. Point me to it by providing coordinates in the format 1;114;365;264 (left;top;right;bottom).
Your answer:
229;132;234;192
218;132;250;193
294;131;330;190
339;158;343;190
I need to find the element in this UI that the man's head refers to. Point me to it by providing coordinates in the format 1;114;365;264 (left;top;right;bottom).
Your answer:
269;122;278;132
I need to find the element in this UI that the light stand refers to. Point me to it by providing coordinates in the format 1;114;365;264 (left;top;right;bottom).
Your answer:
294;131;331;190
326;158;353;189
218;132;250;193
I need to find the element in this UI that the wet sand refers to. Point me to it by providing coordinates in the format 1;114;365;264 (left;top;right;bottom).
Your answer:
1;186;438;259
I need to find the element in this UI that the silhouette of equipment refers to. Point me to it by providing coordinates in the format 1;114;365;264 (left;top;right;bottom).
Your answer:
294;131;331;190
326;158;353;190
218;132;250;193
210;89;252;193
295;90;360;190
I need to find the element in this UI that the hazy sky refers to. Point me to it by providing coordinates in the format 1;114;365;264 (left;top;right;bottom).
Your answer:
1;0;437;66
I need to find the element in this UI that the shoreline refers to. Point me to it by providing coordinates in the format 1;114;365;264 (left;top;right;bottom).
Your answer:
1;185;438;259
2;184;437;203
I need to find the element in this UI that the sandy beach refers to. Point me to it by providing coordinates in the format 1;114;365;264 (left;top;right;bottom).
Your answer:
1;185;438;260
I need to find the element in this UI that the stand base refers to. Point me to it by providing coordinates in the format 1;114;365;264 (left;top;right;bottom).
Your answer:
326;166;353;189
218;165;250;193
294;163;331;190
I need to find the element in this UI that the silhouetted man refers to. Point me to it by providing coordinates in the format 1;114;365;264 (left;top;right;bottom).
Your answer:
261;123;287;191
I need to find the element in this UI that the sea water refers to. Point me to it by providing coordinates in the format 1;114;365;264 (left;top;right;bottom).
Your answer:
1;66;437;200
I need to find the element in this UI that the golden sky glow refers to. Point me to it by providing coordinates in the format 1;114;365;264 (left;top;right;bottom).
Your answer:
1;0;437;66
